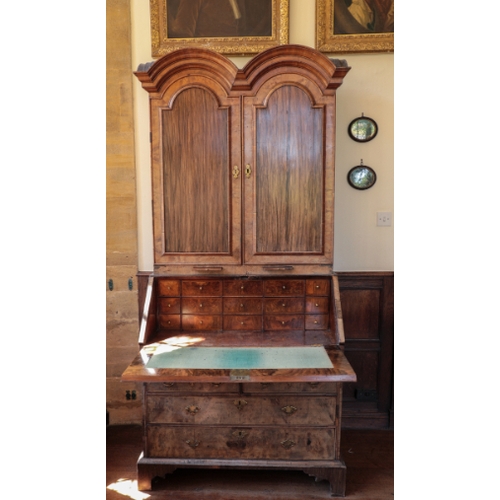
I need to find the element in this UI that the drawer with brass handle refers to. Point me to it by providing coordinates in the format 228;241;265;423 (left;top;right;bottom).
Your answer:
305;296;329;314
147;383;238;394
146;395;336;426
242;382;337;394
146;425;336;460
157;279;181;296
181;297;222;314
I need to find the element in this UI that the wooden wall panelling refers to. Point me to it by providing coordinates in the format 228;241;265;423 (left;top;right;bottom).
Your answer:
337;272;394;429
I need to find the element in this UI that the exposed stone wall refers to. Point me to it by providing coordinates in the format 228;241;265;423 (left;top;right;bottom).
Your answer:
106;0;142;424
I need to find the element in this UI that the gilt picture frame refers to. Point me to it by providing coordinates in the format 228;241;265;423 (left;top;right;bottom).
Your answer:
316;0;394;53
150;0;289;57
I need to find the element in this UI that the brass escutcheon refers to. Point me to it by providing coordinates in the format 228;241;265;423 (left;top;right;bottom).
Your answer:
185;405;200;415
281;439;296;449
281;405;298;415
245;165;252;178
232;430;247;438
234;399;248;411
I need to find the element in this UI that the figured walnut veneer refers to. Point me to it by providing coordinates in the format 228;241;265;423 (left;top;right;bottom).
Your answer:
124;46;355;497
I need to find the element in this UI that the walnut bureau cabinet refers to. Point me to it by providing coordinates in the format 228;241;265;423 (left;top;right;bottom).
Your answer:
122;45;356;497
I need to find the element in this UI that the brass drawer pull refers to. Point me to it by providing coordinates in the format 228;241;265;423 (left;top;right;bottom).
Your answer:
233;165;240;178
211;383;221;387
281;439;296;449
281;405;298;415
186;440;200;449
234;399;248;411
185;405;200;415
162;382;175;388
232;430;247;438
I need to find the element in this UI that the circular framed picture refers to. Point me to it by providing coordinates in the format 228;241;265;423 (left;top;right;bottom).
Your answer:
348;116;378;142
347;165;377;190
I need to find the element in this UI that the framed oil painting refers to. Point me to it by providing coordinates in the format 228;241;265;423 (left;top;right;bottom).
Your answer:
316;0;394;53
150;0;289;57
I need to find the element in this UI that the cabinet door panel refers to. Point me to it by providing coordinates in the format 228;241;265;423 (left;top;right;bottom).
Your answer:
244;80;335;267
151;83;241;266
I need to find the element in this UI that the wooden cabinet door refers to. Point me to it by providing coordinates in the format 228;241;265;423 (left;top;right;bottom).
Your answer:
150;78;242;266
243;76;335;267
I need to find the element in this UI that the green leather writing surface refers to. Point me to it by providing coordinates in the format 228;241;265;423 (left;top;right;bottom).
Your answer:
146;346;333;369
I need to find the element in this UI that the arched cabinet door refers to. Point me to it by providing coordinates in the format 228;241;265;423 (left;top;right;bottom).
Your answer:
243;74;336;269
140;51;242;267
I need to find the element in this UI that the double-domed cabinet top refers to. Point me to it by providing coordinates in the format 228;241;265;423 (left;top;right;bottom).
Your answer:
135;45;350;276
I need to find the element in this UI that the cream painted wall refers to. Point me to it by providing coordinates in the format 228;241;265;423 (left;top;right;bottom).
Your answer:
130;0;394;271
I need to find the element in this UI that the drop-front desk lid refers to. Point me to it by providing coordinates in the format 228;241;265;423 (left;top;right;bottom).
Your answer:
122;344;356;384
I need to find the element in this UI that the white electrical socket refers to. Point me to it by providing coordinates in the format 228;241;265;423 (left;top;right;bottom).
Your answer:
377;212;392;226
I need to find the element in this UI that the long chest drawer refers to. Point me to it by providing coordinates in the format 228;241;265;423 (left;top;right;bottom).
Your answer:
146;425;336;460
146;394;336;426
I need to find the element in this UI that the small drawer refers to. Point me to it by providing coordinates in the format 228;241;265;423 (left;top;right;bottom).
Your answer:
223;298;263;314
264;280;305;296
223;280;263;296
264;315;304;330
147;382;238;393
158;297;181;314
158;279;180;296
158;315;181;329
242;382;337;394
264;297;304;314
305;297;329;314
223;315;263;330
306;279;330;296
182;280;222;296
182;315;222;331
305;314;329;329
182;297;222;314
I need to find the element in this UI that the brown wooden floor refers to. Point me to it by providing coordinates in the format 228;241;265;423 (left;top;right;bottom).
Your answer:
107;425;393;499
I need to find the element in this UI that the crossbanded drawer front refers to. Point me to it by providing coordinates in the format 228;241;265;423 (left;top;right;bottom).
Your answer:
305;296;329;313
264;315;304;330
157;314;181;329
146;395;336;426
146;425;336;460
242;382;337;394
264;280;305;296
306;279;331;296
223;315;262;330
223;297;263;314
223;280;263;296
264;297;304;314
158;297;181;314
182;315;222;330
181;297;222;314
147;382;238;393
182;280;222;296
305;314;329;329
158;280;181;296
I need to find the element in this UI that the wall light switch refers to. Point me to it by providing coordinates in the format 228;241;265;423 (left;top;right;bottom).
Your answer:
377;212;392;226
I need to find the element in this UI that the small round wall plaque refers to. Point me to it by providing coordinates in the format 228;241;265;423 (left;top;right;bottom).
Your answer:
347;164;377;190
348;115;378;142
